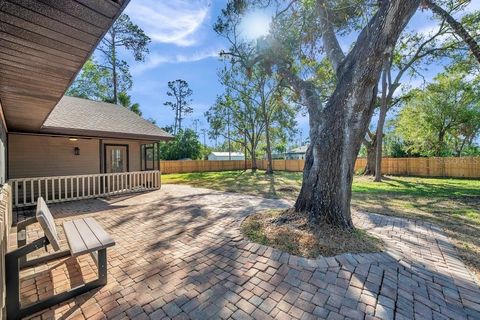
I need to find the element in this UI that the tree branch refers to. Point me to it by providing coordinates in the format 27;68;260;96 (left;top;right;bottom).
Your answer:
316;0;346;74
424;0;480;63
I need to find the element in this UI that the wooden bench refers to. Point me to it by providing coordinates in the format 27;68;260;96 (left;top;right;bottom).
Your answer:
6;197;115;320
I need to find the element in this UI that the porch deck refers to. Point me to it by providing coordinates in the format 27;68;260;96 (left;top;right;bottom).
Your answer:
14;185;480;320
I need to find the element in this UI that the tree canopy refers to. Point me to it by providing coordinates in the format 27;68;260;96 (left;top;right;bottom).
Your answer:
394;68;480;156
68;14;150;107
164;80;194;135
159;129;203;160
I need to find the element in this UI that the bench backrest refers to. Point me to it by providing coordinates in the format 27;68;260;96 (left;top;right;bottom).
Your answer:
36;197;61;251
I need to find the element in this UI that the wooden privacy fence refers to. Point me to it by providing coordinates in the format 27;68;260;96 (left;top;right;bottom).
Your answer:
255;159;366;173
360;157;480;178
161;160;251;174
161;157;480;178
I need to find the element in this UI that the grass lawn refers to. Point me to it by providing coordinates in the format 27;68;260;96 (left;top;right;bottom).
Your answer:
163;170;480;276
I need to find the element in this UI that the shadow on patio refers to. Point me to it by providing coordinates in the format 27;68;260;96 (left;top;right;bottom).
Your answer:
17;184;480;320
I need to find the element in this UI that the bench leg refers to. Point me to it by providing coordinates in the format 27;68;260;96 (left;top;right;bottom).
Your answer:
7;248;109;320
5;250;21;320
16;280;103;320
98;248;108;285
6;237;48;320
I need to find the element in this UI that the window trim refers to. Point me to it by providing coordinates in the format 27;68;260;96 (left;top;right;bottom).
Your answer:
144;145;154;171
141;143;159;171
103;144;129;173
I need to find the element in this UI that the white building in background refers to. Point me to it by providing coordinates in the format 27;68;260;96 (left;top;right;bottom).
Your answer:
208;152;245;161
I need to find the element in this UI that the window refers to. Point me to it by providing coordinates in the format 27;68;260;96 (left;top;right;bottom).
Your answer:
141;143;159;171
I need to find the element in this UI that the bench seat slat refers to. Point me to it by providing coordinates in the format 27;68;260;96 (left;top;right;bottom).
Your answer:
64;218;115;257
73;219;101;251
63;221;88;257
84;218;115;248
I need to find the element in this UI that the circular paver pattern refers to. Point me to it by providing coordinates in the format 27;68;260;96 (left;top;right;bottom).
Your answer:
21;184;480;320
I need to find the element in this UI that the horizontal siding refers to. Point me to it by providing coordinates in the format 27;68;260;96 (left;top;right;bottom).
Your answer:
9;134;100;178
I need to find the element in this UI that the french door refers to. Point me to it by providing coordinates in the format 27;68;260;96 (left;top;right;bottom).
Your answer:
104;145;128;173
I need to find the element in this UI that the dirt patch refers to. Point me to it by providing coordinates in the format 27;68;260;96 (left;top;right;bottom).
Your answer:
241;209;384;258
277;186;298;193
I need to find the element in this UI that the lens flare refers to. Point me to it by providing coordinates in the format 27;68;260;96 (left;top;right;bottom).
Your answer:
239;11;271;40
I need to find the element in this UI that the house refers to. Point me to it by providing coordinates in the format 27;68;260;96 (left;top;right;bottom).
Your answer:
208;152;245;161
0;0;175;209
9;96;172;179
0;0;157;316
285;145;309;160
270;145;310;160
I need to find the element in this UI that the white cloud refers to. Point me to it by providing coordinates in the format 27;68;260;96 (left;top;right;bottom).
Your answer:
132;48;222;74
125;0;211;46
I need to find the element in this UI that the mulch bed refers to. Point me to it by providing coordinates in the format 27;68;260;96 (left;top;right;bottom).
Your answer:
242;209;384;258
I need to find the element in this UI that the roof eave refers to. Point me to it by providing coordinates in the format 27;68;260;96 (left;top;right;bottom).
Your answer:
39;126;174;142
0;0;132;132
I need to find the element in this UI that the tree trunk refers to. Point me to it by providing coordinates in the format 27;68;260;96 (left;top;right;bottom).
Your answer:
178;99;183;131
294;0;419;229
112;60;118;104
436;129;446;156
374;105;387;182
173;106;178;134
227;112;232;160
424;0;480;64
250;129;257;172
264;116;274;174
111;33;118;104
251;151;257;172
374;67;389;182
457;136;469;157
364;139;377;175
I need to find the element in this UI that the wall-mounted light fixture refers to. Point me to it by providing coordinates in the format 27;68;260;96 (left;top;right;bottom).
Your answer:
69;137;78;142
74;147;80;156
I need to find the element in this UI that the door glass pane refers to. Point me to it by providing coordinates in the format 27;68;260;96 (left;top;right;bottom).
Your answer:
105;146;127;173
145;147;154;170
111;149;122;172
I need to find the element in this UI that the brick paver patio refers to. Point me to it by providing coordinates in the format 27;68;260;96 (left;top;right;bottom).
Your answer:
17;185;480;320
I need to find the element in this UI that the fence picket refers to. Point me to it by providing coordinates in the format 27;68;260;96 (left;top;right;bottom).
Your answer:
31;180;34;205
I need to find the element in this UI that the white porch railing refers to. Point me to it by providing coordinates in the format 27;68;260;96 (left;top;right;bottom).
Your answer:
10;170;161;208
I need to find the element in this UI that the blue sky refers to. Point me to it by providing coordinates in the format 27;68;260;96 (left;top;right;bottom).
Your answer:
117;1;479;146
122;0;226;145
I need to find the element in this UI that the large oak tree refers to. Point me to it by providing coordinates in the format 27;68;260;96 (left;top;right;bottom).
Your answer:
293;0;420;228
219;0;421;229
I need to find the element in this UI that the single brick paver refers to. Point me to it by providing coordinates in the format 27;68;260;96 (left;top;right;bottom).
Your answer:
15;184;480;319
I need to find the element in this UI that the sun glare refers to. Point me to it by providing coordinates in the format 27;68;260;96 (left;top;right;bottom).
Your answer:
240;11;272;40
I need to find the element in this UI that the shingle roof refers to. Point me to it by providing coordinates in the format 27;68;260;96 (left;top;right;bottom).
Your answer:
41;96;173;141
289;145;309;153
